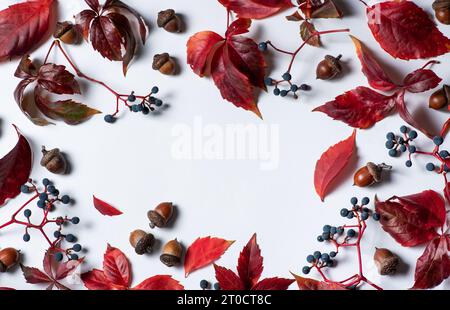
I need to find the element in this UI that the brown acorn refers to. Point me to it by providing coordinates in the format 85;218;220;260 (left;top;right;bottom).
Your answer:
129;230;155;255
316;55;342;80
433;0;450;25
53;21;80;44
157;9;182;33
354;162;391;187
374;248;399;275
429;85;450;110
0;248;20;272
40;146;68;175
152;53;177;75
148;202;174;228
160;239;182;267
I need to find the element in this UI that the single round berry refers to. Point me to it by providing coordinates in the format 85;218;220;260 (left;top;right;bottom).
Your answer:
200;280;209;289
71;217;80;225
317;235;324;242
72;244;82;252
47;185;56;194
213;283;220;290
20;185;30;193
273;88;281;96
258;42;268;51
264;77;273;86
313;251;321;259
104;114;116;123
400;145;407;152
142;107;150;115
151;86;159;94
433;136;444;146
385;140;395;149
39;193;48;201
408;130;418;140
439;150;449;158
300;84;310;91
61;195;70;204
137;104;143;112
37;200;46;209
361;197;370;205
155;99;163;107
321;253;330;262
306;255;315;263
361;212;369;221
426;163;435;171
350;197;358;205
330;227;337;235
386;132;395;141
23;233;31;242
54;231;61;238
128;94;136;102
329;251;337;258
42;178;50;186
280;90;288;97
372;213;380;221
24;209;32;218
70;254;79;260
400;125;408;133
398;137;405;144
388;149;397;157
302;266;311;275
54;252;64;262
409;145;416;153
340;208;349;217
322;232;330;240
347;212;354;219
282;72;292;81
131;105;140;112
53;189;59;196
405;160;412;167
65;234;76;243
290;84;299;92
323;225;331;232
347;229;356;238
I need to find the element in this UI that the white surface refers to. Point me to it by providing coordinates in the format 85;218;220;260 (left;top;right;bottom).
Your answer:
0;0;449;290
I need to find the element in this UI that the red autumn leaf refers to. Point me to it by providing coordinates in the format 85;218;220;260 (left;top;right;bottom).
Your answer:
0;0;54;60
292;273;346;290
444;182;450;205
412;235;450;289
0;287;15;290
366;1;450;60
93;195;123;216
0;126;32;206
81;269;114;290
21;265;52;284
103;244;131;288
218;0;294;19
314;87;396;129
402;68;442;94
314;130;356;201
375;190;446;247
187;19;266;117
133;275;184;290
37;64;81;95
214;234;294;290
184;236;234;277
350;36;397;92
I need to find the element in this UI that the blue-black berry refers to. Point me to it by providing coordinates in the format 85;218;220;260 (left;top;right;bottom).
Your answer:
372;213;380;221
65;234;76;243
42;178;50;186
151;86;159;94
302;266;310;274
340;208;349;217
361;212;369;221
350;197;358;205
213;283;220;290
290;84;299;92
61;195;70;204
258;42;268;51
433;136;444;146
128;94;136;102
280;90;288;97
264;77;273;86
24;209;32;218
329;251;337;258
313;251;321;259
70;254;79;260
426;163;435;171
282;72;292;81
200;280;209;289
20;185;30;194
72;244;82;252
273;88;281;96
347;212;354;219
321;253;330;262
347;229;356;238
409;145;416;153
54;231;61;238
300;84;310;91
71;217;80;225
386;132;395;140
54;252;64;262
322;232;330;240
37;200;46;209
47;185;56;194
323;225;331;232
388;149;397;157
361;197;370;205
408;130;418;140
317;235;324;242
385;140;395;149
439;150;449;158
306;255;315;263
104;114;116;123
400;145;407;152
155;99;163;107
400;125;408;133
405;160;412;167
39;193;48;200
23;233;31;242
330;227;337;235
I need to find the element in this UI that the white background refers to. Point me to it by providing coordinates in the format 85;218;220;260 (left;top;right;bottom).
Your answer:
0;0;449;290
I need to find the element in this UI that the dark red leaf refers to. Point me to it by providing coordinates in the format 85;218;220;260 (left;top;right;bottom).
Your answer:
107;12;136;75
21;265;52;284
0;0;54;60
367;1;450;60
0;287;15;290
133;275;184;290
37;64;81;95
93;195;123;216
75;10;97;41
350;35;397;92
219;0;294;19
55;258;83;281
85;0;100;12
375;190;446;247
237;233;263;288
292;273;346;290
90;16;123;62
187;31;224;77
14;55;37;79
445;182;450;205
403;69;442;94
252;277;294;290
412;235;450;289
81;269;114;290
103;244;131;288
299;0;342;19
184;237;234;277
0;126;32;206
300;21;320;47
314;87;396;129
214;264;245;290
14;79;50;126
314;130;356;201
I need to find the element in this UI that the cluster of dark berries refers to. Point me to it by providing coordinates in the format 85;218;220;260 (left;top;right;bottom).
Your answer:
340;197;380;222
199;279;220;290
104;86;163;123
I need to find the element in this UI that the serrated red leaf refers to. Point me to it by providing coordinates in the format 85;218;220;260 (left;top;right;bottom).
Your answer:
93;195;122;216
367;1;450;60
133;275;184;290
403;69;442;94
21;265;52;284
412;235;450;289
314;130;356;201
0;126;32;206
103;245;131;288
292;273;345;290
187;31;224;76
37;63;81;95
219;0;294;19
252;277;294;290
184;237;234;277
214;264;245;290
0;0;54;60
81;269;114;290
375;190;445;247
314;87;396;129
350;36;397;92
237;233;263;288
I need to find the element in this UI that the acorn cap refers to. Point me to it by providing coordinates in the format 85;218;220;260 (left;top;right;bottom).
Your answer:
366;162;391;183
53;22;73;38
160;239;182;267
325;55;342;71
433;0;450;10
148;202;173;228
40;147;61;166
157;9;176;28
152;53;170;70
129;230;154;255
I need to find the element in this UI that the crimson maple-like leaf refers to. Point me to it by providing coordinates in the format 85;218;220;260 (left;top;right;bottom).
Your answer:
219;0;294;19
314;130;356;201
314;87;396;129
375;190;446;247
412;235;450;289
292;273;346;290
103;244;131;288
81;269;114;290
214;234;294;290
93;195;123;216
402;68;442;94
366;1;450;60
350;35;397;92
0;126;32;206
0;0;54;60
184;236;234;277
133;275;184;290
75;0;148;75
187;18;266;117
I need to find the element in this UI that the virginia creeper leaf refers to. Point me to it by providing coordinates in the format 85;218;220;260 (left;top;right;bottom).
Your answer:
445;182;450;205
314;87;396;129
314;130;357;201
184;237;234;277
0;126;32;206
187;31;224;76
237;233;263;288
218;0;294;19
133;275;184;290
93;195;123;216
37;64;81;95
21;265;52;284
251;277;294;290
0;0;54;60
214;264;245;290
300;21;320;47
81;269;113;290
292;273;346;290
412;235;450;289
403;69;442;94
103;245;131;288
366;1;450;60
